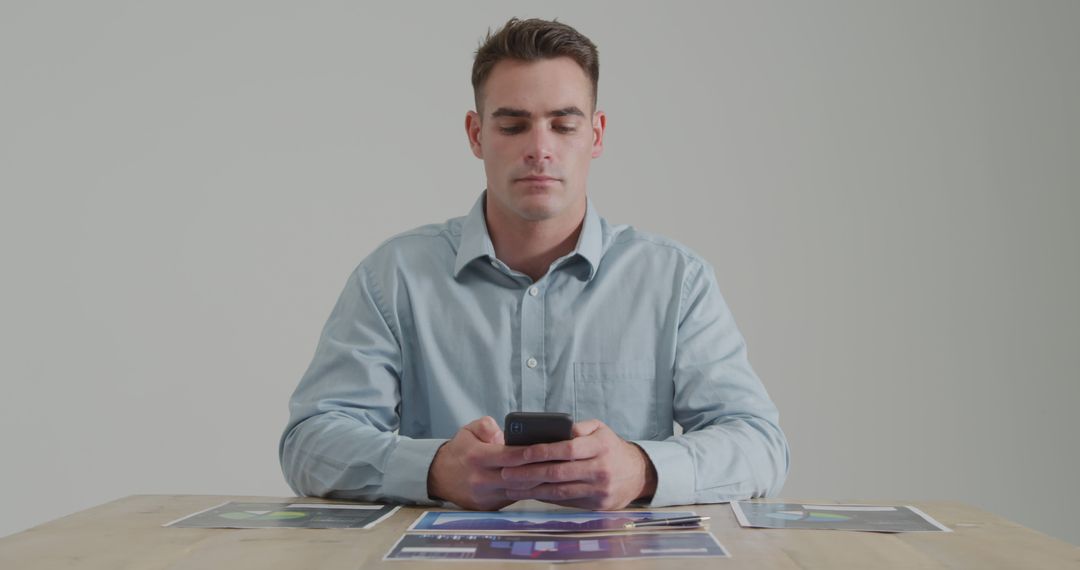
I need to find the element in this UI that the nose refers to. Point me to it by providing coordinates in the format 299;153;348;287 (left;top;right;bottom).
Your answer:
523;125;554;165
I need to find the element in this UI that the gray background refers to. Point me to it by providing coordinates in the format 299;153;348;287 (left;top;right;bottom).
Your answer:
1;0;1077;545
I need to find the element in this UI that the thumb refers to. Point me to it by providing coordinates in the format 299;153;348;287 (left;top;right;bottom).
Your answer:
463;416;504;444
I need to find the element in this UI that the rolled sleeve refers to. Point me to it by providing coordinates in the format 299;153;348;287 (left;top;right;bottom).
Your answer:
633;439;698;507
380;438;449;504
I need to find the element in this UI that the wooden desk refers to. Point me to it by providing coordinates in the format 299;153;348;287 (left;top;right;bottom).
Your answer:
1;495;1076;569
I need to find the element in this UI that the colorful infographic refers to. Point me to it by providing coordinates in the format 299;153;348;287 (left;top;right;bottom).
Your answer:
384;532;729;562
408;510;702;533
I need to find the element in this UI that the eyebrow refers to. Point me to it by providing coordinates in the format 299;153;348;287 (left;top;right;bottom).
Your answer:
490;106;586;119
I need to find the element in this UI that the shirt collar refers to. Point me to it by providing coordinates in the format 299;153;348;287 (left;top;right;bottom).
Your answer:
453;193;497;277
574;197;603;280
453;191;603;281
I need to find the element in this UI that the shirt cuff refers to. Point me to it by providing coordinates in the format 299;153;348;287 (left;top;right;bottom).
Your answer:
380;437;448;504
633;439;696;507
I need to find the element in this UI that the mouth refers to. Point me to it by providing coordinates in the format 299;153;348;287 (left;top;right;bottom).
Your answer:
516;175;559;183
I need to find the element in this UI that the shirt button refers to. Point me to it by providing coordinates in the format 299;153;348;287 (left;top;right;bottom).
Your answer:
526;357;538;369
528;286;539;297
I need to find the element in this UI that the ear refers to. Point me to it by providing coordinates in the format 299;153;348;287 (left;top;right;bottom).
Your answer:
591;110;606;159
465;110;483;159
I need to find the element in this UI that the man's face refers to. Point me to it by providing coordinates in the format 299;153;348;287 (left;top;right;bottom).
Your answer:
466;57;605;224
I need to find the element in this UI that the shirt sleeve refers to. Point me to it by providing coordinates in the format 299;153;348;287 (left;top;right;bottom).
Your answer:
635;260;790;506
279;262;447;505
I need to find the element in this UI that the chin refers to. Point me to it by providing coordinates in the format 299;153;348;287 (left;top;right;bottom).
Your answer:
513;195;563;221
513;205;558;222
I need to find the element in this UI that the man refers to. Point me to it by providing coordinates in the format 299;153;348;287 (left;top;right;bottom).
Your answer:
280;18;788;510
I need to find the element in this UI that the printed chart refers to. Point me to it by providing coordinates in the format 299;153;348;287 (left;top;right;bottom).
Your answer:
165;502;400;529
408;510;702;533
385;532;729;562
731;502;951;533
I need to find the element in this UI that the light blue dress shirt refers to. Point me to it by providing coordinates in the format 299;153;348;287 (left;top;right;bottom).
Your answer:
280;192;789;506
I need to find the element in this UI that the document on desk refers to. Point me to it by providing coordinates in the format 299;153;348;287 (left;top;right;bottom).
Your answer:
164;501;400;529
384;532;729;562
407;510;704;533
731;502;951;532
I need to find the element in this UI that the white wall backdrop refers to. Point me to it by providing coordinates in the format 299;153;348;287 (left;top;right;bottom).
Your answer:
2;0;1077;545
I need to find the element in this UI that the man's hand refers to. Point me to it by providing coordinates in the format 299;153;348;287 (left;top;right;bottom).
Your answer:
499;419;658;510
427;416;527;510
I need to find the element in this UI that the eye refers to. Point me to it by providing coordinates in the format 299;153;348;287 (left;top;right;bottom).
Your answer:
499;125;525;134
554;124;577;134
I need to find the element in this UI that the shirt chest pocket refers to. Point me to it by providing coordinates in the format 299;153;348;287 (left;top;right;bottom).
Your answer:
573;361;658;441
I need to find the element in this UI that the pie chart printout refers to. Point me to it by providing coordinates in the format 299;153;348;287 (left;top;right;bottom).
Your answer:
166;502;400;529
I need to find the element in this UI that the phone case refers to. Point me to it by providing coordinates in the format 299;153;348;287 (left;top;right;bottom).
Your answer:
504;412;573;446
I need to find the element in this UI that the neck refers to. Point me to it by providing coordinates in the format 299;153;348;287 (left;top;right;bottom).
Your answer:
485;195;586;282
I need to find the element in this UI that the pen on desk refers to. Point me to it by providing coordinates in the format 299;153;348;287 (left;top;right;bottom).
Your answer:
624;515;710;528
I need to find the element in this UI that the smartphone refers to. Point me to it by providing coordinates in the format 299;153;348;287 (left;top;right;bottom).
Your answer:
504;412;573;446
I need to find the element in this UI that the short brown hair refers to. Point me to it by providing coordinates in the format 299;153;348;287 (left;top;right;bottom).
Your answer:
472;18;599;114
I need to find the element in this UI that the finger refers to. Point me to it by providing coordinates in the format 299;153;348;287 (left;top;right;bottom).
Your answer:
572;419;603;438
519;435;602;464
453;469;527;508
463;416;503;444
501;459;595;484
501;478;544;491
540;497;601;510
469;441;532;469
505;482;595;503
469;468;519;493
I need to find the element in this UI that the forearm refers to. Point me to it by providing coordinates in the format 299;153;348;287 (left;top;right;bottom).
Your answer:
280;411;447;504
635;414;789;507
